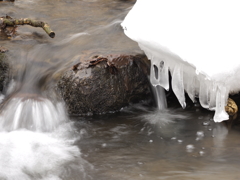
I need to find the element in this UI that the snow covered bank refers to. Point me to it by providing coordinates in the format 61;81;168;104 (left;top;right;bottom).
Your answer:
121;0;240;122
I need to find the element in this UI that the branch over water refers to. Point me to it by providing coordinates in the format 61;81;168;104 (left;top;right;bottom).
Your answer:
0;16;55;38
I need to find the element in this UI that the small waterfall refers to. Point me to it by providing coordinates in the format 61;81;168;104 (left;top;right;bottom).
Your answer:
149;57;168;110
0;53;86;179
0;91;89;179
152;85;167;110
0;94;67;132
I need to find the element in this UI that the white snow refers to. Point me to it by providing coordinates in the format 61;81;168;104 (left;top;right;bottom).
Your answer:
121;0;240;122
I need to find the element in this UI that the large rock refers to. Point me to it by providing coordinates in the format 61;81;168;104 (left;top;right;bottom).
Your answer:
57;54;151;115
0;51;9;92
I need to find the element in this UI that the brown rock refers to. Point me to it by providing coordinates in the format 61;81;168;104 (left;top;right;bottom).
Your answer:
57;54;151;115
0;52;9;92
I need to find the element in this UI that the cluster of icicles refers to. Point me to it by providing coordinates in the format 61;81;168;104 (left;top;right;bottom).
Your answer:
140;43;229;122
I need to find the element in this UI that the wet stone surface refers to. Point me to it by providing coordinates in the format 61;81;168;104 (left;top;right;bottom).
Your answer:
0;52;9;92
57;54;152;116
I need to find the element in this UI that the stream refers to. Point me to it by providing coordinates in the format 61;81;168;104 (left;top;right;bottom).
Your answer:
0;0;240;180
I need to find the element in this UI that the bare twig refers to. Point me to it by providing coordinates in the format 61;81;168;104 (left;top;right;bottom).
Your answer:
0;16;55;38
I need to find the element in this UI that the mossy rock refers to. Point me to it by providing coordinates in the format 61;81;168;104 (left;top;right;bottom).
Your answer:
0;53;9;92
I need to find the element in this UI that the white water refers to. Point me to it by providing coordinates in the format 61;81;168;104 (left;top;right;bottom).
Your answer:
0;93;86;179
121;0;240;122
0;96;66;132
151;85;167;110
0;130;81;180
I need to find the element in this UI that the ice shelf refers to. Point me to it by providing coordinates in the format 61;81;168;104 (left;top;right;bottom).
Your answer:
121;0;240;122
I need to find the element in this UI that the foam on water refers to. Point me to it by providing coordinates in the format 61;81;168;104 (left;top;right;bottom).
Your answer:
0;94;90;179
0;129;81;180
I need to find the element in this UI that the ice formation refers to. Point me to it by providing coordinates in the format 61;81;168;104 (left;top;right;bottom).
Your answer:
121;0;240;122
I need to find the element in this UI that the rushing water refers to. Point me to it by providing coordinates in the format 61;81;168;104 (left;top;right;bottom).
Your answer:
0;0;240;180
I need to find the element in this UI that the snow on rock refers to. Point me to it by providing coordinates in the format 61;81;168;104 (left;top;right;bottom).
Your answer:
121;0;240;122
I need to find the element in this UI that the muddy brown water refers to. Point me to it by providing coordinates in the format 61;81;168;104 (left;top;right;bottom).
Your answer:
0;1;240;180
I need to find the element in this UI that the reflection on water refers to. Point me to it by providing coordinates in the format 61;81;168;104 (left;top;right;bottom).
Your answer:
0;0;240;180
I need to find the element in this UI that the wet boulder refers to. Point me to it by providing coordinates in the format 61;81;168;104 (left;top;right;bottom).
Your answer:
57;54;151;115
0;48;9;92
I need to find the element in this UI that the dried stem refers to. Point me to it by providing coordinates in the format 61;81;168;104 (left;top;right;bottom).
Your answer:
0;17;55;38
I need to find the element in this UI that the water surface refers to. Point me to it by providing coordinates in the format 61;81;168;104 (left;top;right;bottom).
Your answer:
0;1;240;180
75;105;240;180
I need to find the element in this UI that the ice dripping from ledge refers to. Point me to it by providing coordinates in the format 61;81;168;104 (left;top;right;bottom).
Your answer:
121;0;240;122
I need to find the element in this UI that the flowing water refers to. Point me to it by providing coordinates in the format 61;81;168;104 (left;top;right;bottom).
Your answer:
0;0;240;180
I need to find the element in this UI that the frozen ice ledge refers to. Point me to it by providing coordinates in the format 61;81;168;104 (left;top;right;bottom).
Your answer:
121;0;240;122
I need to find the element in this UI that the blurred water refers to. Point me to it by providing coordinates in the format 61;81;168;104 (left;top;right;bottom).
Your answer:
0;0;240;180
0;0;137;179
76;105;240;180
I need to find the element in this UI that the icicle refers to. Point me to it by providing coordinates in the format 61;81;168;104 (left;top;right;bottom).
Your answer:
150;56;169;89
213;86;229;122
150;60;160;87
199;78;210;109
209;82;217;110
171;65;186;108
158;60;169;91
185;76;196;103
